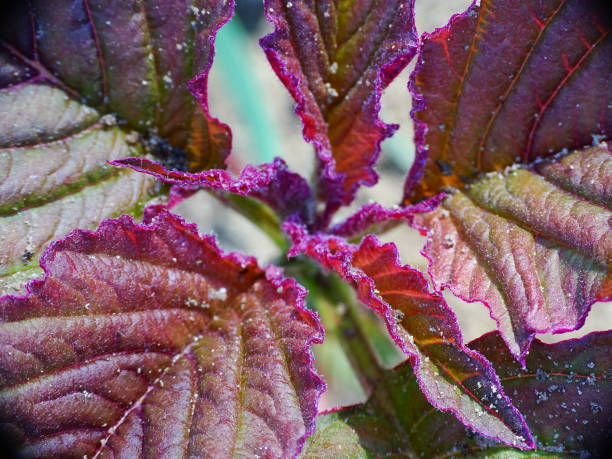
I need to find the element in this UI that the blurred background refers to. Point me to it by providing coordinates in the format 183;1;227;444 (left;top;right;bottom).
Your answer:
175;0;612;408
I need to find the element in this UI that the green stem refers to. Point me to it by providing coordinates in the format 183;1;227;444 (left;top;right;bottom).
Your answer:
325;288;385;393
210;191;289;253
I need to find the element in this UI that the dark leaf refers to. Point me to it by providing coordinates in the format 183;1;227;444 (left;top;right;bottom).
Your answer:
303;331;611;458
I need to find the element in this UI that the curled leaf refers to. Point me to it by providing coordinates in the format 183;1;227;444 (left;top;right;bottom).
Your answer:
0;209;324;458
413;144;611;360
185;0;234;170
404;0;612;202
285;224;533;448
114;157;315;222
303;331;611;458
261;0;418;209
329;196;444;240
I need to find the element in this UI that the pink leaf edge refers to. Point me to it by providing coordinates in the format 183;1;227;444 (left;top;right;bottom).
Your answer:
414;214;611;366
260;0;418;212
403;1;480;202
111;157;315;222
186;0;234;168
329;195;445;239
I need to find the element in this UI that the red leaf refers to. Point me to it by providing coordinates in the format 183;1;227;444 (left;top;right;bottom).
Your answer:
0;210;324;458
404;0;612;202
261;0;418;210
413;144;611;360
329;196;444;240
285;222;534;448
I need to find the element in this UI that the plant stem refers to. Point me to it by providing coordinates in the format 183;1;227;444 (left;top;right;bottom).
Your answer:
283;258;386;395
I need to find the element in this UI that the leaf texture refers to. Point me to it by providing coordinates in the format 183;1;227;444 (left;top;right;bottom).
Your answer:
404;0;612;202
0;209;324;458
0;0;231;168
413;144;611;360
114;156;315;222
261;0;418;209
0;0;234;294
0;84;157;295
285;224;533;448
302;331;611;458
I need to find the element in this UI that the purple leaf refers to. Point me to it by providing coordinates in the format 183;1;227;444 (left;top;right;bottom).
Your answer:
261;0;418;210
0;209;324;458
472;331;611;455
303;331;611;457
404;0;612;202
413;144;611;360
114;157;315;222
285;224;533;448
329;196;444;240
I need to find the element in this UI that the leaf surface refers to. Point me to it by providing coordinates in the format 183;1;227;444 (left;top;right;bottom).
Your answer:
329;197;444;240
0;85;157;295
0;0;232;166
0;0;233;293
302;331;611;458
404;0;612;202
0;209;324;458
285;225;533;448
413;145;611;360
261;0;418;209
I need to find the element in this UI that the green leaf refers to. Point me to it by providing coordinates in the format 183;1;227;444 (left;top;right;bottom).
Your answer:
0;85;158;294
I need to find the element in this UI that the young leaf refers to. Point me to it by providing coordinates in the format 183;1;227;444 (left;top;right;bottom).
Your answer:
404;0;612;202
114;157;315;223
0;209;324;458
261;0;418;210
329;196;444;240
302;331;610;458
413;144;611;360
285;225;533;449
